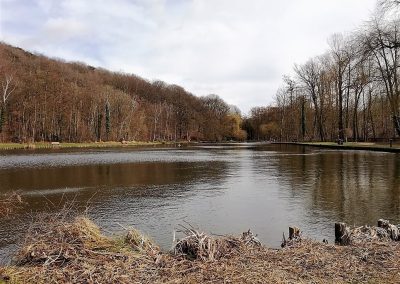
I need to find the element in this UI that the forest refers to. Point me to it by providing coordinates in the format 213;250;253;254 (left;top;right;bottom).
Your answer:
0;43;245;143
1;0;400;144
244;0;400;142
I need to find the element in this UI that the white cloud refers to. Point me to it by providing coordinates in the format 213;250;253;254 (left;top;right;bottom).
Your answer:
0;0;378;113
43;18;89;41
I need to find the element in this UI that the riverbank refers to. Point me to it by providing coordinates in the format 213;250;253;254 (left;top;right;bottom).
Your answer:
1;215;400;283
274;141;400;153
0;141;178;151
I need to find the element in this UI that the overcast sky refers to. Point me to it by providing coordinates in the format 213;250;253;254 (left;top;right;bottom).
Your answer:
0;0;378;113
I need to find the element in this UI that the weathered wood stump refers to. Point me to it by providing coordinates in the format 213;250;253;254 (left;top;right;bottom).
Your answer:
378;219;399;241
281;226;302;247
335;222;351;245
289;226;300;240
388;225;399;241
335;223;345;243
378;219;389;229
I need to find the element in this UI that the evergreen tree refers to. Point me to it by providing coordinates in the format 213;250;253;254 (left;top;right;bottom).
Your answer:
105;100;111;140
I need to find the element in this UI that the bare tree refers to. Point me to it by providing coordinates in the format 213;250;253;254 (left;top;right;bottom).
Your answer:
379;0;400;12
1;74;16;133
2;75;15;105
295;59;326;141
328;33;353;140
360;18;400;136
349;56;370;141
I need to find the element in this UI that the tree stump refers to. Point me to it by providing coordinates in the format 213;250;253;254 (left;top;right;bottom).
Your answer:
378;219;399;241
378;219;389;229
289;226;300;239
388;224;399;241
335;222;350;245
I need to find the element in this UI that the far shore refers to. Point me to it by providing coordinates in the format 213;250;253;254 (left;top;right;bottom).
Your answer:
274;141;400;153
1;140;400;153
0;141;181;151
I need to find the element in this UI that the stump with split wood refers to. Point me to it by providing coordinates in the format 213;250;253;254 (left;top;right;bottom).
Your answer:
289;226;300;240
377;219;399;241
335;222;351;245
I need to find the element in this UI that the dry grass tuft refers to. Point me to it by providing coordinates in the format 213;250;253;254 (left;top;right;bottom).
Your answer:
124;228;159;253
14;215;112;266
173;227;261;261
0;193;23;218
3;212;158;283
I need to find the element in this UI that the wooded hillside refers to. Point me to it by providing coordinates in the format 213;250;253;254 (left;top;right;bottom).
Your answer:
3;0;398;144
0;43;245;143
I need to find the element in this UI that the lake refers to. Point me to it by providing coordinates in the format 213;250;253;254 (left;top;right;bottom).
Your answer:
1;143;399;263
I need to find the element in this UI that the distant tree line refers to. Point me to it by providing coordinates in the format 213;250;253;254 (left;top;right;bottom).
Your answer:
0;43;246;143
245;0;400;142
3;0;397;144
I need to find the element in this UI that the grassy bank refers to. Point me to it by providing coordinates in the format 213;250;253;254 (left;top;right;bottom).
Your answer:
1;215;400;283
275;141;400;153
0;141;175;151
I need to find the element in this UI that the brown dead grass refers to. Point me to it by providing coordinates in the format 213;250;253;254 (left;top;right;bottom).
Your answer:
0;193;23;218
1;216;400;284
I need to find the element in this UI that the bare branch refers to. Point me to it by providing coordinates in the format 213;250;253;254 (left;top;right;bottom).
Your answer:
2;75;16;105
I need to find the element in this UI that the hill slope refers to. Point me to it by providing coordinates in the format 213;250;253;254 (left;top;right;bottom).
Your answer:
0;43;244;143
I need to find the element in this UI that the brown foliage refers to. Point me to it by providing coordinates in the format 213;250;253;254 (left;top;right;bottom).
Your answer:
0;43;243;143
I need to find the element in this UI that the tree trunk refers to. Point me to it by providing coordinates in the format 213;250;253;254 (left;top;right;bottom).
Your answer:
301;97;306;140
393;115;400;136
338;84;344;140
0;105;4;133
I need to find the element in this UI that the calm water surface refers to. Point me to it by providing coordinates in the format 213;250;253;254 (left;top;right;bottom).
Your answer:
1;144;399;263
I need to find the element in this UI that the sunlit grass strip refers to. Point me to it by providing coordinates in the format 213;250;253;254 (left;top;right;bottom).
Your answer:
0;141;173;150
0;143;26;150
